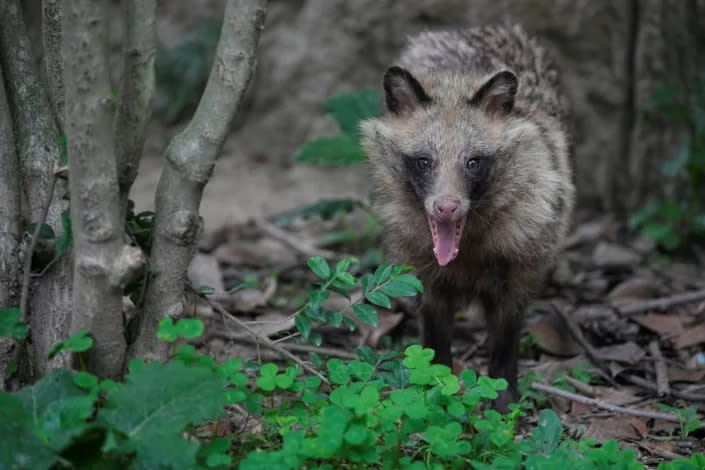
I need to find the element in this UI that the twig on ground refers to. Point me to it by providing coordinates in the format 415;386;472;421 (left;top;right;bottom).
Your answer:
20;170;58;321
254;218;352;260
530;382;680;422
202;295;330;385
564;375;597;397
648;340;670;397
218;332;358;360
551;302;618;386
622;374;705;402
581;289;705;322
635;441;685;461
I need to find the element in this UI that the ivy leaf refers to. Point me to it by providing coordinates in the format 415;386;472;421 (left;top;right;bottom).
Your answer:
98;360;228;470
352;304;378;327
307;256;331;280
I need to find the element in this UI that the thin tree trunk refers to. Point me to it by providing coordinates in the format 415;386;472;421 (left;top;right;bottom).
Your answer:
0;68;22;309
0;0;64;226
0;67;23;388
115;0;157;220
129;0;268;362
63;0;143;378
42;0;64;134
0;0;73;378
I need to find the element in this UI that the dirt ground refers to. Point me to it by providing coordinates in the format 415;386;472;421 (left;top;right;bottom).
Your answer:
129;121;370;231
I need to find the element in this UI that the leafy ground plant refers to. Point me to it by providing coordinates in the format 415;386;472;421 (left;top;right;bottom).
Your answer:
1;258;703;469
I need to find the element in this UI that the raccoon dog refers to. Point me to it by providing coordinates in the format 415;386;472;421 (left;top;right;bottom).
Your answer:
361;25;574;410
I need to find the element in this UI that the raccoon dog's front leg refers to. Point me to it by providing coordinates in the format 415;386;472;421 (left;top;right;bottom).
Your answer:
481;291;523;413
419;285;457;367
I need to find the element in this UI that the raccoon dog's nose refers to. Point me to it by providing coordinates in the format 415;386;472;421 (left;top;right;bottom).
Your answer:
433;197;460;220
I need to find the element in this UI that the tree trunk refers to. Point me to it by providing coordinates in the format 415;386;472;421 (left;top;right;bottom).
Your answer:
0;0;73;379
129;0;269;363
115;0;157;220
63;0;143;378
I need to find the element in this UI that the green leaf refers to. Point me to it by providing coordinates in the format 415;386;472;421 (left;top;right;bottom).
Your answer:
360;273;376;294
324;89;381;139
365;291;391;309
381;280;419;298
199;437;232;468
0;307;28;340
73;371;99;390
344;423;369;445
16;369;96;451
198;285;215;294
0;393;58;470
295;315;312;338
355;346;377;364
29;222;55;239
273;198;359;226
327;358;350;385
394;273;424;293
374;264;393;284
335;257;358;273
175;318;204;339
533;409;562;453
325;310;343;327
352;304;378;327
98;360;228;470
307;256;331;280
348;360;374;381
293;135;367;167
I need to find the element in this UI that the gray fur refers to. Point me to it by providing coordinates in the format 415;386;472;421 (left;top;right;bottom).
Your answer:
361;24;575;411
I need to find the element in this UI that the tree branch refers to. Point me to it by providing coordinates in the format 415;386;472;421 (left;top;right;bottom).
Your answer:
63;0;144;378
531;382;680;422
129;0;268;363
114;0;157;219
42;0;65;133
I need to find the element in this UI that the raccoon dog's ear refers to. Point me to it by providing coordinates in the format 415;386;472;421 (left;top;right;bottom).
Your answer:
469;70;518;115
383;66;432;116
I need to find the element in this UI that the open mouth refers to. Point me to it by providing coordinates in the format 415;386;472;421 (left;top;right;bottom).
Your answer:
427;216;465;266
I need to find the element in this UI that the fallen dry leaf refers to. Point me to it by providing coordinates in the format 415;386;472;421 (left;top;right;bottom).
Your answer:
673;323;705;349
585;416;642;441
633;313;684;337
526;318;583;356
668;365;705;383
595;341;646;365
608;277;665;306
188;253;225;292
629;417;649;439
230;276;278;312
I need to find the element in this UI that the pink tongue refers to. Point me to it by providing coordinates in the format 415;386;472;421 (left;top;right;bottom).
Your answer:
433;220;458;266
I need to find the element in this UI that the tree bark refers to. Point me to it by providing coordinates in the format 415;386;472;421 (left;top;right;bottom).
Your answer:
0;0;66;226
42;0;64;133
0;68;22;310
0;0;74;378
129;0;268;362
0;67;23;388
63;0;143;378
115;0;157;220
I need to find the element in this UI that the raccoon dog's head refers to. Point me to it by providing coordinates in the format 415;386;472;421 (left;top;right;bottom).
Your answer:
362;66;527;267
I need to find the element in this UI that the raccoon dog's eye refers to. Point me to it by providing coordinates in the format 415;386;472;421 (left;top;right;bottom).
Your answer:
466;158;480;170
416;157;431;170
